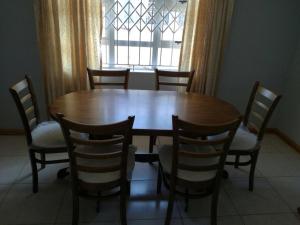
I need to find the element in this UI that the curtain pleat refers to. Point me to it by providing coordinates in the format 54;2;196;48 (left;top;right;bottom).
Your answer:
179;0;235;96
34;0;102;104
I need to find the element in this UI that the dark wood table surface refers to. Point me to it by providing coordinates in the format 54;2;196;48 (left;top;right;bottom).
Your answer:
49;89;240;136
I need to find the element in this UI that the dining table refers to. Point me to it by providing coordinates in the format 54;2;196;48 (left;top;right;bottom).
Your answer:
49;89;240;162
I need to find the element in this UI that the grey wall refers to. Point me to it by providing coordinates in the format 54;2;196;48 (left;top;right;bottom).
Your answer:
277;39;300;143
0;0;45;129
217;0;300;117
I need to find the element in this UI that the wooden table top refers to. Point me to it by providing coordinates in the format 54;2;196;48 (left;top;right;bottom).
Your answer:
49;89;240;135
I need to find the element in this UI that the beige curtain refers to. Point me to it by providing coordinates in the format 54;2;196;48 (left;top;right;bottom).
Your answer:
180;0;235;95
34;0;102;104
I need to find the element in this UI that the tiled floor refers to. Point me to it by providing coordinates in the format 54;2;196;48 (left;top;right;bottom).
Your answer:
0;134;299;225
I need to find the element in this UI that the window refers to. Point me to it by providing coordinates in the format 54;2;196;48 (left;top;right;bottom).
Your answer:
102;0;187;71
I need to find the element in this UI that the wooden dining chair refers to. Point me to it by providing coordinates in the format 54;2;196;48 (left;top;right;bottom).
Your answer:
214;81;282;191
149;69;196;154
87;68;130;89
57;114;136;225
157;115;241;225
9;75;69;193
155;68;195;92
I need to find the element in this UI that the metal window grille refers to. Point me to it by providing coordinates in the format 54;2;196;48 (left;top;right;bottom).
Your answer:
102;0;187;70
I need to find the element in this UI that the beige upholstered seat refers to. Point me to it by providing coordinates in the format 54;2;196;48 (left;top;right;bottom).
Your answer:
76;145;136;183
230;125;257;150
31;121;66;149
210;124;257;150
158;144;218;182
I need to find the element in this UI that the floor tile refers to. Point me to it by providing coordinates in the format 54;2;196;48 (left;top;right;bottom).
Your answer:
130;180;168;199
0;183;66;224
256;153;300;177
127;199;180;220
224;166;263;179
57;185;179;223
243;213;300;225
267;177;300;212
224;178;291;215
0;185;10;206
132;162;158;181
17;162;69;184
56;189;121;223
178;189;238;218
183;216;244;225
0;156;27;184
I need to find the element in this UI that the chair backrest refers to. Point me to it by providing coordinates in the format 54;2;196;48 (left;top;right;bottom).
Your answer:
9;75;40;145
87;68;130;89
155;69;195;92
57;114;135;189
171;115;241;188
243;81;282;141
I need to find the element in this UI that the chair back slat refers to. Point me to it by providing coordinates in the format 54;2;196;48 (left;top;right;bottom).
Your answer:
155;69;195;92
74;150;122;159
25;106;34;116
257;86;277;101
76;164;121;173
243;81;282;140
178;163;220;172
57;114;135;186
253;100;269;111
70;135;124;146
178;135;230;147
178;150;223;158
20;93;32;104
87;68;130;89
9;75;40;145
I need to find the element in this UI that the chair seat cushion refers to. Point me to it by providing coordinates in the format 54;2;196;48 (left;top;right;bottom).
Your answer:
158;144;218;182
231;125;257;150
209;124;257;151
31;121;66;149
76;144;137;184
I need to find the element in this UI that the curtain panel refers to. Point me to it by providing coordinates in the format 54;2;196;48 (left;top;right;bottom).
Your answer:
34;0;102;104
179;0;235;95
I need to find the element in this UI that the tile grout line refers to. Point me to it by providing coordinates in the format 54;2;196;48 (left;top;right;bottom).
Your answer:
53;184;69;225
264;176;300;214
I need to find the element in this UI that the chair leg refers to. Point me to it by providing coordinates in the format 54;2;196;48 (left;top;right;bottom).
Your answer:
96;191;101;213
234;155;240;168
297;207;300;214
149;135;156;153
72;193;79;225
157;163;162;194
249;151;259;191
126;181;131;196
165;188;175;225
40;153;46;169
29;150;38;193
120;184;128;225
210;190;220;225
184;188;189;212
